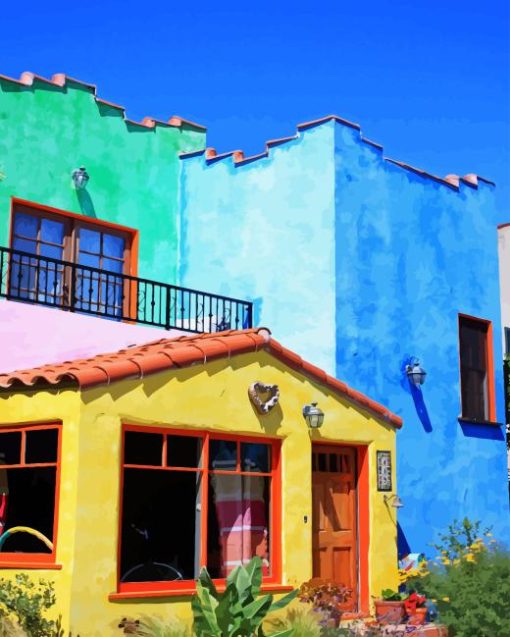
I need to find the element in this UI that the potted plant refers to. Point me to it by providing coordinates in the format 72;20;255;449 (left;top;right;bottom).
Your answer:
374;589;406;624
404;592;428;625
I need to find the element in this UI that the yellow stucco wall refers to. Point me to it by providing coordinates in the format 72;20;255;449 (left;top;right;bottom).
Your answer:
0;351;399;636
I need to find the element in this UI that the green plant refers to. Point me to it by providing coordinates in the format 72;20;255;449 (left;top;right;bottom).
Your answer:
267;609;321;637
406;519;510;637
298;579;351;628
0;575;56;637
192;556;297;637
379;589;405;602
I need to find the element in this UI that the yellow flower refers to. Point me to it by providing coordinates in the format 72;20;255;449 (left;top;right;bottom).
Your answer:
465;553;475;563
442;597;450;602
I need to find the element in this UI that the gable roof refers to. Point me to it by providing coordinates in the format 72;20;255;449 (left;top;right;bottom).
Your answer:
0;327;402;428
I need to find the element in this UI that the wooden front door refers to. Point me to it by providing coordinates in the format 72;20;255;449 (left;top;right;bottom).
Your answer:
312;445;358;610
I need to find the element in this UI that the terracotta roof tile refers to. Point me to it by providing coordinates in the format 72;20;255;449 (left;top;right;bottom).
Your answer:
0;71;206;132
0;328;402;428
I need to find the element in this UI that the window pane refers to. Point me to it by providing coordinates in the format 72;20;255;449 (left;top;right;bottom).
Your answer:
103;257;124;274
103;234;125;259
0;467;56;553
241;443;271;473
40;219;64;245
210;440;237;471
459;318;489;419
0;432;21;465
26;429;58;464
12;237;37;255
124;432;163;466
40;244;64;261
208;474;270;578
120;469;200;582
79;228;101;254
167;436;201;468
78;252;100;269
13;213;38;239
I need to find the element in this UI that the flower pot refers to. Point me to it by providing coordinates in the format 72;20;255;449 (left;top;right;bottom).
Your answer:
374;600;406;624
408;607;428;625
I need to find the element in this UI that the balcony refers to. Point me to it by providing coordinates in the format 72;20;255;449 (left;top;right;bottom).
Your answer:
0;246;252;334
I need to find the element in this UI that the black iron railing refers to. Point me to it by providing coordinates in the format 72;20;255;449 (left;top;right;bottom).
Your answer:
0;246;253;333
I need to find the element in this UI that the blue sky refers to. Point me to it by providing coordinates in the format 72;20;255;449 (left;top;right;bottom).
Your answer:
2;0;509;212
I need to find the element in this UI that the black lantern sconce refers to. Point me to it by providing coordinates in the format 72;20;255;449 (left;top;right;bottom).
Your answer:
302;402;324;429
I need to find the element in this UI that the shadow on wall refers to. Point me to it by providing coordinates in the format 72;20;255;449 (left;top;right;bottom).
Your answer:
397;521;412;560
459;420;505;441
76;189;97;217
400;356;432;432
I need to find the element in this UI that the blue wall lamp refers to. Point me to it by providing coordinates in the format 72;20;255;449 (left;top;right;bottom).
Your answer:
406;359;427;386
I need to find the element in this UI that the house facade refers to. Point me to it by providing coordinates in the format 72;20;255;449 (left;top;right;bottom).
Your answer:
0;328;401;633
0;69;508;627
179;117;510;552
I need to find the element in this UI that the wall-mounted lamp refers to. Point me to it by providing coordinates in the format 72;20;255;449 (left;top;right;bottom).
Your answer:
406;360;427;386
302;402;324;429
383;493;404;508
72;166;89;190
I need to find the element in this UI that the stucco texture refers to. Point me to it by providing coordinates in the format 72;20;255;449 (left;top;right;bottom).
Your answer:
179;119;510;553
0;350;398;636
0;76;204;283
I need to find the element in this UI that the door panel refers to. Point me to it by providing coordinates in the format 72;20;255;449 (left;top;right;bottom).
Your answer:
312;446;358;611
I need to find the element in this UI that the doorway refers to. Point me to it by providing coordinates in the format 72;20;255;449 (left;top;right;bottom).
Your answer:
312;445;358;611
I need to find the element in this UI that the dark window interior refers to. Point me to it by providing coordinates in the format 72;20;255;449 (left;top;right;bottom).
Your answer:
124;432;163;466
167;435;201;468
0;467;56;552
120;469;200;582
0;432;21;465
459;317;489;420
25;429;58;464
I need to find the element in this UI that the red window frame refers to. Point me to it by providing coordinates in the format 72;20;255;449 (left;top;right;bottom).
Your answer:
458;313;496;422
0;422;62;567
116;426;282;595
9;198;139;276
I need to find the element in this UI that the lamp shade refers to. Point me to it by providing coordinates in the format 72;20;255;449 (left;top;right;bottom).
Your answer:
406;361;426;386
302;402;324;429
72;167;89;190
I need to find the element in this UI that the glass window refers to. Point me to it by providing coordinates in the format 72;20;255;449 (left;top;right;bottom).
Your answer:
119;430;278;589
13;213;38;239
459;316;491;421
0;426;60;558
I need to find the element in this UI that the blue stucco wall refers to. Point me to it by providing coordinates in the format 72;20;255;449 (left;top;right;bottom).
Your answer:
180;117;510;551
179;123;337;373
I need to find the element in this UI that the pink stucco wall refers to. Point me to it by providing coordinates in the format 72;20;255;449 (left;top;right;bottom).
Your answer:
0;299;185;372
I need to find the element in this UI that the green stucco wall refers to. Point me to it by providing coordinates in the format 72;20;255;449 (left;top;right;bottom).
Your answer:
0;75;205;283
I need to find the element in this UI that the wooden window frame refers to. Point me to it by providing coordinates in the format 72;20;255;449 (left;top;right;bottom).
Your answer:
9;198;139;278
115;426;282;596
0;422;62;568
458;313;496;423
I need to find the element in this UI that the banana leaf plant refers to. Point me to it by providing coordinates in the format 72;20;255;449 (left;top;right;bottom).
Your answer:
192;556;296;637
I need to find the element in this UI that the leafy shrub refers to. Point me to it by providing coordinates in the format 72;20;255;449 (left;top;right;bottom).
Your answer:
406;518;510;637
192;556;296;637
298;579;351;628
0;575;56;637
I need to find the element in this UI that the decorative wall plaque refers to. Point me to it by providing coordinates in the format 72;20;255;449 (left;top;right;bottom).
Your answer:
248;381;280;414
377;450;392;491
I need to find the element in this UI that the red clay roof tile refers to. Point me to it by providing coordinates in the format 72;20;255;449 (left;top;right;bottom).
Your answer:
0;328;402;428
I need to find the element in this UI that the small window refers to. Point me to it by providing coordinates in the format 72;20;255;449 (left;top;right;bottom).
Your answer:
459;315;494;421
0;425;60;562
